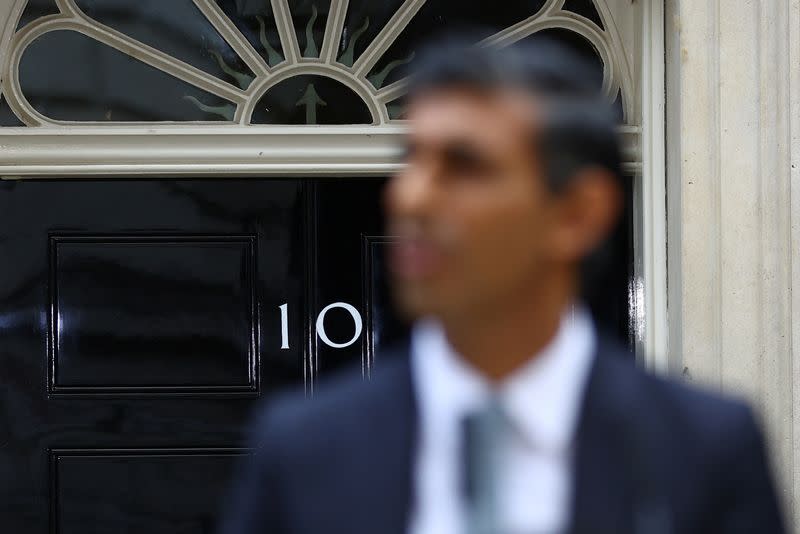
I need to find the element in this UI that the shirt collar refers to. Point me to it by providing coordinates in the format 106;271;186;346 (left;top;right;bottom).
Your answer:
411;305;596;454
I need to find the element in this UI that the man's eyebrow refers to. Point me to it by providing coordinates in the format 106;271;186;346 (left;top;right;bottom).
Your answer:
441;139;492;164
397;135;494;165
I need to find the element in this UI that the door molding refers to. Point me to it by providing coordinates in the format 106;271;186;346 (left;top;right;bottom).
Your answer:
0;124;642;178
637;0;668;372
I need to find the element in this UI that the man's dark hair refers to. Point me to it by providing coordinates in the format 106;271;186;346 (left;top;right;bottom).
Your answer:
406;35;629;340
406;34;622;193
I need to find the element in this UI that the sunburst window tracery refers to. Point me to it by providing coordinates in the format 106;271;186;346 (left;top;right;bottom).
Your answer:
1;0;634;126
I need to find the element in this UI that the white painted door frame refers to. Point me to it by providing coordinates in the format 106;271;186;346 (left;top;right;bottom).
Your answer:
638;0;668;372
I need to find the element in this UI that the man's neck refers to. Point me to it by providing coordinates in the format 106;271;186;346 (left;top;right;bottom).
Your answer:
441;277;575;382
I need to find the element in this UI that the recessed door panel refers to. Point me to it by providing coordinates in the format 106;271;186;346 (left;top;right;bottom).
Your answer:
50;235;257;394
312;179;399;377
0;179;308;534
52;448;246;534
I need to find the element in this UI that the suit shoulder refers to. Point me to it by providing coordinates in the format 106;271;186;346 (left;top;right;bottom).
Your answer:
598;338;756;442
614;358;757;446
645;370;754;434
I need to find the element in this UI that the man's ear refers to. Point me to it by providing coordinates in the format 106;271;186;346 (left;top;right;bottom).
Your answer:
547;167;622;263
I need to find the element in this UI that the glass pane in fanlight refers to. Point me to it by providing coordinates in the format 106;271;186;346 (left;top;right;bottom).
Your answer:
288;0;332;58
250;75;371;125
562;0;605;30
0;94;25;126
613;89;624;123
75;0;255;89
16;0;60;31
385;95;406;121
336;0;406;68
366;0;548;89
20;30;236;122
215;0;284;67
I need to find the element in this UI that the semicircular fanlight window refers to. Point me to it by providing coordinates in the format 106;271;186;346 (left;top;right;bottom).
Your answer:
4;0;627;126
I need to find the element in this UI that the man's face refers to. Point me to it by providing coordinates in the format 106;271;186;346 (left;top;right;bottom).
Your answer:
385;87;559;320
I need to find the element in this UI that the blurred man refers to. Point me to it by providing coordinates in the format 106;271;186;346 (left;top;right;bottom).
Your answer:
220;38;785;534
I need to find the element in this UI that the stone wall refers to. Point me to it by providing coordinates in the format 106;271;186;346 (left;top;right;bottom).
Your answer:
666;0;798;526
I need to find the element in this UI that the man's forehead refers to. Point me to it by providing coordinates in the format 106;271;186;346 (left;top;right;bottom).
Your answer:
407;87;540;143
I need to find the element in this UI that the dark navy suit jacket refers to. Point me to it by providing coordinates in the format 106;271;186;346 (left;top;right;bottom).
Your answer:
219;338;786;534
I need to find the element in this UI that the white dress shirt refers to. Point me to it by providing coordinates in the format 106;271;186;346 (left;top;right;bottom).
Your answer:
407;306;596;534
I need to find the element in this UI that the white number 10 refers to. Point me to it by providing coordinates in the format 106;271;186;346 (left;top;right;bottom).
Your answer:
279;302;364;349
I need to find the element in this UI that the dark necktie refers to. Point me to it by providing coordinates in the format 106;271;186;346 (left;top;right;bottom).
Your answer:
462;397;507;534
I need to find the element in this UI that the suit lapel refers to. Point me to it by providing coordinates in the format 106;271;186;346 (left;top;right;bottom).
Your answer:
347;350;418;534
568;340;638;534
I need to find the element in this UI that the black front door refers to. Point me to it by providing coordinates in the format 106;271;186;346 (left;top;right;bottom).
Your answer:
0;177;403;534
0;176;631;534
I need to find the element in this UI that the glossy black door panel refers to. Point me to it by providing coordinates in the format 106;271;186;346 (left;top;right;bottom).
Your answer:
362;236;408;366
309;179;406;382
0;179;308;534
52;448;246;534
51;235;257;394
